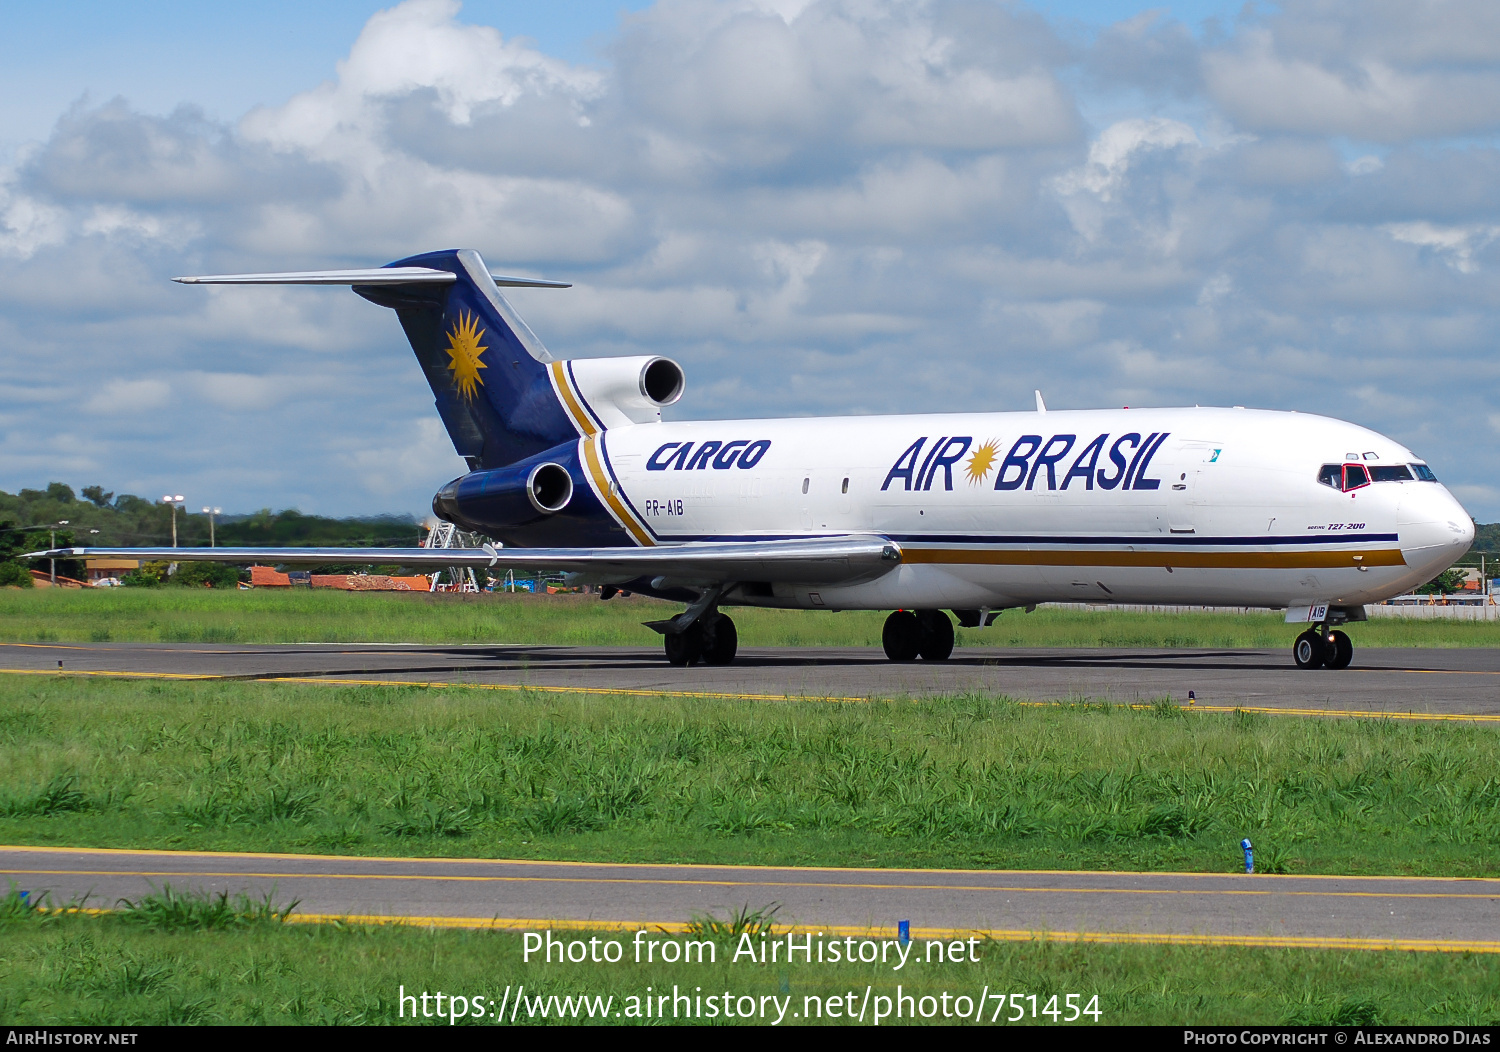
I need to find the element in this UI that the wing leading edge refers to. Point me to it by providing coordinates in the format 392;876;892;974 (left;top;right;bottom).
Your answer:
30;536;902;588
172;268;570;288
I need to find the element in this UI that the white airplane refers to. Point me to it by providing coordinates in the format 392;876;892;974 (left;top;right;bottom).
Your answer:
46;249;1474;670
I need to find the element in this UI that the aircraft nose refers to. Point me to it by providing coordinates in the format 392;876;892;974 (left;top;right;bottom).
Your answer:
1399;485;1474;581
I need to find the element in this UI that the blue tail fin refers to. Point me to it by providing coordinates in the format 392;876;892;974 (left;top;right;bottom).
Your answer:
355;249;576;470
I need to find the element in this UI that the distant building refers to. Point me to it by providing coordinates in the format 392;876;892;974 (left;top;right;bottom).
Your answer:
249;565;431;591
31;570;86;588
85;558;138;587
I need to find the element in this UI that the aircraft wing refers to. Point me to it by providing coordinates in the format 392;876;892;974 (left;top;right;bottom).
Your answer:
30;536;902;587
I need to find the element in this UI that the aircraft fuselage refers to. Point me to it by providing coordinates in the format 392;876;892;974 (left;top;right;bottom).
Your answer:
479;405;1472;614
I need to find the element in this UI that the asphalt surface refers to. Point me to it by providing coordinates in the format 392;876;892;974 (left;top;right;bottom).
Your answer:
5;845;1497;951
3;641;1500;715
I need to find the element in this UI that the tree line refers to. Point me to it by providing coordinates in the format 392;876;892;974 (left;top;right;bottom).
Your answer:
0;482;425;586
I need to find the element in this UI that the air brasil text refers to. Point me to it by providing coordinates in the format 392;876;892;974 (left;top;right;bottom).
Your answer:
884;432;1171;492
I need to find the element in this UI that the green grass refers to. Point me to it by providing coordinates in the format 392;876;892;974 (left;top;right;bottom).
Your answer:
2;895;1497;1025
4;676;1500;876
1;588;1498;647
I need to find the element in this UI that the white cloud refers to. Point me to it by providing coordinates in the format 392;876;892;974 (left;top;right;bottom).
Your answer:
244;0;601;149
1385;221;1500;273
1052;118;1200;243
83;378;172;415
0;176;66;259
1203;8;1500;142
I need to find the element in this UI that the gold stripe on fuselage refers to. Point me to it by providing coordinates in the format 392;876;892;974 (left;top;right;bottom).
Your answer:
581;434;654;546
548;360;599;437
901;547;1407;570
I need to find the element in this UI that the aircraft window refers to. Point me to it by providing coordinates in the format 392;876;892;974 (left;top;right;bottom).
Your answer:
1343;464;1370;490
841;477;849;494
802;477;810;494
1317;464;1342;488
1412;464;1439;482
1370;465;1413;483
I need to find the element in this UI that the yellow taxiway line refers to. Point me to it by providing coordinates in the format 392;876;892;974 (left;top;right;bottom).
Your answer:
273;916;1500;955
10;866;1500;902
24;906;1500;955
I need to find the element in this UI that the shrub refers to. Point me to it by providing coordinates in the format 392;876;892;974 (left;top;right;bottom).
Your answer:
171;561;241;589
0;562;33;588
121;561;170;587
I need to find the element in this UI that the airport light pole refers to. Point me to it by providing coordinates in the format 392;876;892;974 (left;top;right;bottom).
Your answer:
161;495;184;548
47;521;68;586
202;507;221;547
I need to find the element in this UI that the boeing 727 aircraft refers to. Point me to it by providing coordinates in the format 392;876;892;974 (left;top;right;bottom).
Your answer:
42;249;1474;670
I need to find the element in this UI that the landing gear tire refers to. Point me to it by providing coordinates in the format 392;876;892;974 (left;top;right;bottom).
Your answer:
664;624;704;667
1326;630;1353;670
917;610;955;661
882;611;921;662
1293;630;1325;670
702;615;738;665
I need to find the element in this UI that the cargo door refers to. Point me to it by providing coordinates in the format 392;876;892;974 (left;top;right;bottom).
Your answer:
1167;440;1224;535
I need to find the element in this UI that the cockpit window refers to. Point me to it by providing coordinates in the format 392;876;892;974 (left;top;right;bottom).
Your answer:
1318;463;1375;491
1323;463;1424;487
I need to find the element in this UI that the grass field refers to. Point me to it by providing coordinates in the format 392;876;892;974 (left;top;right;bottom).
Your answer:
3;892;1496;1026
6;596;1497;1026
4;676;1499;876
2;588;1499;648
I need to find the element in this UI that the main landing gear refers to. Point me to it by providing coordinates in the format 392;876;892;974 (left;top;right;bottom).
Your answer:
663;613;738;667
882;610;954;662
1292;626;1353;670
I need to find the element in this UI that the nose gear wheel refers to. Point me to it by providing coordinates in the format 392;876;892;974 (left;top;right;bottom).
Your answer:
1293;628;1353;670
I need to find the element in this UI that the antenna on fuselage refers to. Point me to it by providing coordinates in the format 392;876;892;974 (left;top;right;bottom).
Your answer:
1035;390;1047;413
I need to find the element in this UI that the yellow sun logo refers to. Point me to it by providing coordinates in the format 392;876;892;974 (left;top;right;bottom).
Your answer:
965;440;1000;485
445;311;488;400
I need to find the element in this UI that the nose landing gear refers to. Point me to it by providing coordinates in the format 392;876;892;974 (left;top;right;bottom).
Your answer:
1292;627;1353;670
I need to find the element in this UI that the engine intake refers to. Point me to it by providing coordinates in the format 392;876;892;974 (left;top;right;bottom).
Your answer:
527;462;573;514
566;355;685;427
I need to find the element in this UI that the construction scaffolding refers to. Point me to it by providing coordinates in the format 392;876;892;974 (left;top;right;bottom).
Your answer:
422;521;481;592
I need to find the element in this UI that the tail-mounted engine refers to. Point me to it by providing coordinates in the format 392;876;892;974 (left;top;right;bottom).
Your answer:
559;355;684;428
433;455;576;533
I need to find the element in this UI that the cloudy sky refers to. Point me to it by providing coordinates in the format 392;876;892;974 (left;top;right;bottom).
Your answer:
2;0;1497;520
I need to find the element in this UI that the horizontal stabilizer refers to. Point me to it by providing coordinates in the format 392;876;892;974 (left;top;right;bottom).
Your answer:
30;536;901;587
173;268;570;288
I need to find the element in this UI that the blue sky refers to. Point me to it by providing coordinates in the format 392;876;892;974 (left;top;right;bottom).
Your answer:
1;0;1497;521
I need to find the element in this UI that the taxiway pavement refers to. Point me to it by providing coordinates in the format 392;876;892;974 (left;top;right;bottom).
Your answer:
2;642;1499;716
5;845;1497;951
